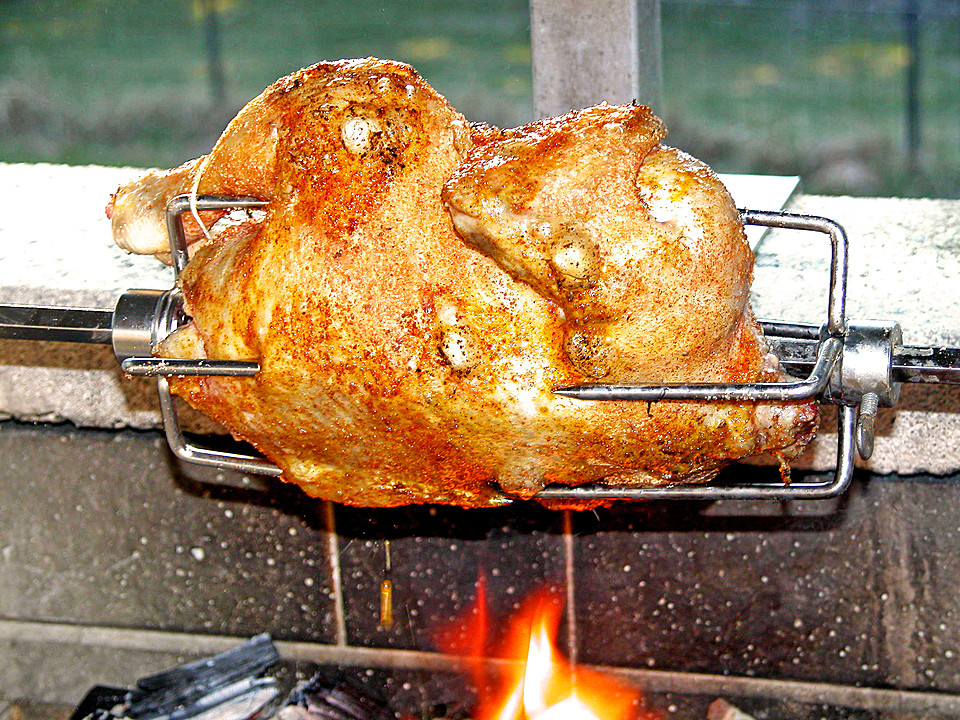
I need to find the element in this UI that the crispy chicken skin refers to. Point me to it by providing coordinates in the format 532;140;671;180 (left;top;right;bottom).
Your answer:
108;58;818;507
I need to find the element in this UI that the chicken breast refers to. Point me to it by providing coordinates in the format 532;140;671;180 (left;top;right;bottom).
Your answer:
108;58;818;507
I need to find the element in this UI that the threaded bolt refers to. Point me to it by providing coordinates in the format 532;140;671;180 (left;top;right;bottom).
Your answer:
856;392;880;460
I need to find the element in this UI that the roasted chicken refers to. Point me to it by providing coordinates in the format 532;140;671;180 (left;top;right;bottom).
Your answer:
107;58;818;507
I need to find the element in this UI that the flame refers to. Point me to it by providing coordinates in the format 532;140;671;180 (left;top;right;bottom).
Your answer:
436;581;657;720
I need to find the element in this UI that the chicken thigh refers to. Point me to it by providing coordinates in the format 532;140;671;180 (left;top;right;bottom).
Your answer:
108;58;818;507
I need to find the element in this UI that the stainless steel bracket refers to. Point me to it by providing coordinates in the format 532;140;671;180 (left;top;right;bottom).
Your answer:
544;209;855;501
140;195;281;477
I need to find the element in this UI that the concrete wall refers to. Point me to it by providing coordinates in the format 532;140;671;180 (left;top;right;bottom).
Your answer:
3;165;960;717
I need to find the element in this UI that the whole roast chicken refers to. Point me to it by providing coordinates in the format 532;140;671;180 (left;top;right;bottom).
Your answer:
108;58;818;507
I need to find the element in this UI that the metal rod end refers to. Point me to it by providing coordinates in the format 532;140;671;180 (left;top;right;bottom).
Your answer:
552;386;588;398
553;385;632;400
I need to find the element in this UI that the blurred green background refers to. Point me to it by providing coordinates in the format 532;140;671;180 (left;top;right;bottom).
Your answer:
0;0;957;198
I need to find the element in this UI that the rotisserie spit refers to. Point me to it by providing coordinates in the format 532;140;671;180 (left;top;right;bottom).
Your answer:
2;58;958;506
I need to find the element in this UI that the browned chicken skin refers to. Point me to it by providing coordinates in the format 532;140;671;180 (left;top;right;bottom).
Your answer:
108;58;818;507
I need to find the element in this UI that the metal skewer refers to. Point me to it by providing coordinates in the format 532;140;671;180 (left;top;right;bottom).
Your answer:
765;329;960;384
0;305;114;344
543;211;958;499
2;199;959;502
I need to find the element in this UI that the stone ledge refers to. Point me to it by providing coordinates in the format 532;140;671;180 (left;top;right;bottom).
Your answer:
0;163;170;429
1;163;958;473
753;194;960;475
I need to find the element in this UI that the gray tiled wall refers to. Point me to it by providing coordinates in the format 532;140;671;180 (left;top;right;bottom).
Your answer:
3;421;960;712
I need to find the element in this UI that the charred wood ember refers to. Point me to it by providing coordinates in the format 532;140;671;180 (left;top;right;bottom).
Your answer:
706;699;759;720
127;634;280;720
71;635;281;720
278;675;395;720
70;687;129;720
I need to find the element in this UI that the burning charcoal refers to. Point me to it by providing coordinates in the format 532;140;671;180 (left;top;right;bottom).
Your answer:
283;675;394;720
70;637;281;720
69;686;129;720
126;634;279;720
276;708;314;720
706;699;758;720
178;679;279;720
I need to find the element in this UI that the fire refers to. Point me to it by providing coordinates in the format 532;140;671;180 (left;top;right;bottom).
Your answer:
436;580;657;720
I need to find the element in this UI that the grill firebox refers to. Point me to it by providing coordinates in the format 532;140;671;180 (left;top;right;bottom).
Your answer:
4;422;960;720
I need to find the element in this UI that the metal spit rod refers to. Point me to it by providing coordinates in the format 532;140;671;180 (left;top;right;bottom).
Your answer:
2;197;960;501
767;329;960;385
0;305;113;344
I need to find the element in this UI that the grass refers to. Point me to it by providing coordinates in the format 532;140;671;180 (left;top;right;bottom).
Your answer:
0;0;956;198
660;2;960;198
0;0;533;167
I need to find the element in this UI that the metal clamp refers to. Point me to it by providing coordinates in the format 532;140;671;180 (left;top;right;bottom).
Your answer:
123;195;283;478
824;320;902;460
553;210;850;404
544;209;855;501
536;404;858;501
